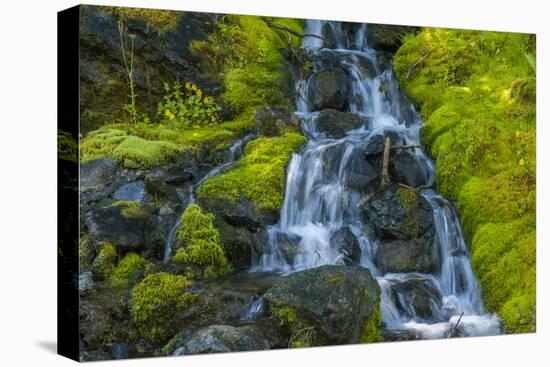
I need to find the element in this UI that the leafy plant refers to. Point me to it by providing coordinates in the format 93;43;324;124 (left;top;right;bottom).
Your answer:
117;19;138;126
157;81;221;129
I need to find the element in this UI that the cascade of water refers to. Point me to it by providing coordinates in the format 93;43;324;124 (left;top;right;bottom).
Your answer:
251;19;500;339
163;133;255;261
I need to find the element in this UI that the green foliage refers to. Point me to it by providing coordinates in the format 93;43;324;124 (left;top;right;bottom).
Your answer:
101;6;181;34
58;130;78;162
396;187;417;209
92;243;117;279
191;15;303;117
394;28;536;333
110;253;151;288
172;204;231;278
112;200;148;219
272;305;316;348
360;306;384;343
130;272;194;342
79;235;95;269
157;81;222;129
197;132;306;212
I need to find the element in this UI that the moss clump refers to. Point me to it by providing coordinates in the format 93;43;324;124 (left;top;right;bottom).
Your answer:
172;204;231;279
197;132;306;212
272;305;318;348
396;187;417;210
112;201;148;219
394;29;536;333
191;15;303;117
79;235;95;269
130;272;194;342
58;129;78;162
360;306;384;343
110;253;151;288
92;243;117;279
111;136;183;169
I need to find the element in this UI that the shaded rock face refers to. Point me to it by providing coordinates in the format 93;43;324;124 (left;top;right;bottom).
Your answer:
316;109;368;138
79;6;219;132
344;145;379;192
264;265;380;345
274;232;302;265
330;227;361;265
307;68;351;111
167;325;273;355
390;278;444;321
85;206;164;256
367;24;419;53
255;107;300;136
391;149;430;188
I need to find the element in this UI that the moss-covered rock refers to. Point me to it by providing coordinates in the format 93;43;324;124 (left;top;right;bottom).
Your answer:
393;28;536;333
110;252;151;288
172;204;232;279
264;265;381;347
91;242;117;280
130;272;195;343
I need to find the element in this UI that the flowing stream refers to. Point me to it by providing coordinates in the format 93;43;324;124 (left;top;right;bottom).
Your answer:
251;20;501;339
164;133;255;261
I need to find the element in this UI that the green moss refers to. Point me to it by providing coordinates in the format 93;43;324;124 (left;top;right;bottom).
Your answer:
396;187;417;210
110;253;151;288
92;243;117;279
172;204;232;279
58;129;78;162
79;234;95;269
191;15;303;117
272;305;316;348
111;136;183;169
360;306;384;343
112;201;148;219
130;272;194;342
197;132;306;212
394;29;536;333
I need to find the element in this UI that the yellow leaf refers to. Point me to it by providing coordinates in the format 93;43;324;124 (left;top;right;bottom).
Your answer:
519;159;525;166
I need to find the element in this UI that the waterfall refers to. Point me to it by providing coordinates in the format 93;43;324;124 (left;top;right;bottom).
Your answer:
251;19;501;339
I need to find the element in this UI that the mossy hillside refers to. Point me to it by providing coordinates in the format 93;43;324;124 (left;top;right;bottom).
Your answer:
191;15;303;119
394;29;536;333
101;6;182;34
196;132;306;213
80;119;254;168
172;204;232;279
130;272;195;343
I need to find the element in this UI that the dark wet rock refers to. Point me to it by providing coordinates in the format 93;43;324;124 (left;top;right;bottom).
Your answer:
79;271;94;293
113;180;145;202
144;174;176;198
80;158;117;192
255;107;300;136
367;24;419;53
375;237;437;274
85;206;163;256
330;227;361;265
345;146;379;191
166;325;275;355
363;134;386;155
275;232;302;264
381;328;419;341
316;109;368;138
264;265;380;345
111;343;129;360
315;49;377;79
390;277;444;320
391;149;429;187
308;68;351;111
80;350;111;362
363;184;434;241
158;203;177;216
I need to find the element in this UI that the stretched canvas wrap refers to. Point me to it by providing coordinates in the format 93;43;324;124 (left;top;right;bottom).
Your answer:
58;4;537;362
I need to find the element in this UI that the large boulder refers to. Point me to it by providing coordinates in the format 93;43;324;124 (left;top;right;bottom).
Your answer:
307;68;351;111
390;149;430;188
330;227;361;265
255;107;300;136
316;109;368;138
344;146;379;191
367;24;419;53
363;184;434;241
264;265;381;345
165;325;276;355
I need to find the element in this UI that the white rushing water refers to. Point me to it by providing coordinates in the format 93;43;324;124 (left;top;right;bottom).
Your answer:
251;19;501;339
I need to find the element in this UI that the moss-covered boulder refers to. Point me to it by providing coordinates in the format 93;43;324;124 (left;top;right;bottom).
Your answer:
367;24;419;53
254;107;300;137
393;28;536;333
264;265;382;347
